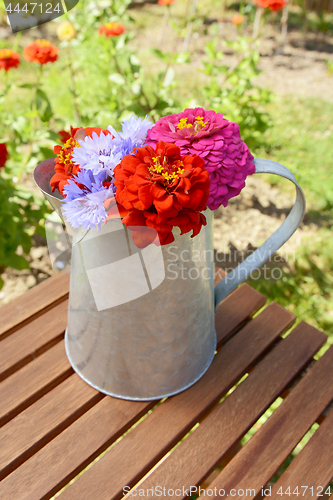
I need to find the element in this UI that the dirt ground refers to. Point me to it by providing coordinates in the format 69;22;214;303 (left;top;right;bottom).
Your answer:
0;4;332;305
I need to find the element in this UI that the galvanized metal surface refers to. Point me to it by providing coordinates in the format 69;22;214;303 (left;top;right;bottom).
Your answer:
34;157;305;400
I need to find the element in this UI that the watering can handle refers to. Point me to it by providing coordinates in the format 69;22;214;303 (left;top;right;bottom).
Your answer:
214;158;306;309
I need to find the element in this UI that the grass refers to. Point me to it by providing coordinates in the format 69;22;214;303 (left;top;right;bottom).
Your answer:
245;94;333;346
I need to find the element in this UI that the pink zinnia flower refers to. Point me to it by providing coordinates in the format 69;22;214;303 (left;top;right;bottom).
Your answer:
146;108;255;210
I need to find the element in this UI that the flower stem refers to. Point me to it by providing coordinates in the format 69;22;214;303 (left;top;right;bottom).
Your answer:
67;45;81;123
157;5;171;44
253;7;263;39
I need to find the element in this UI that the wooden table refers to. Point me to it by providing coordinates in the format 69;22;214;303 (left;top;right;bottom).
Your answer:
0;271;333;500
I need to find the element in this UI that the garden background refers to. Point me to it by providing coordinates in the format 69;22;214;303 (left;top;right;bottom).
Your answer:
0;0;333;486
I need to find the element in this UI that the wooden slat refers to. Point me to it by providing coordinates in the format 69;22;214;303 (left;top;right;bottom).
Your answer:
214;268;266;345
3;278;263;496
198;334;333;500
0;341;72;427
122;322;327;500
0;374;104;480
0;397;155;500
0;300;68;382
0;273;70;340
56;302;296;500
270;406;333;500
215;283;266;345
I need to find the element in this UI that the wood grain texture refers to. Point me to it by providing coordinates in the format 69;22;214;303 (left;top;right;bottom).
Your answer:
0;273;69;340
0;397;155;500
0;341;72;427
0;374;104;480
214;267;226;286
215;284;266;345
270;406;333;500
0;300;68;382
56;302;296;500
123;321;327;500
199;330;333;500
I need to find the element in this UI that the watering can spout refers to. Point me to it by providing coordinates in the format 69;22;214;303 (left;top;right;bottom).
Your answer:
33;158;66;224
33;158;84;270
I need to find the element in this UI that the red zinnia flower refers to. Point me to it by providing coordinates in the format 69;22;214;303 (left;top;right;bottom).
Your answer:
23;39;58;65
158;0;175;5
58;129;72;144
50;127;110;196
254;0;286;9
113;141;210;247
267;0;286;9
0;143;9;168
98;22;125;38
0;49;20;72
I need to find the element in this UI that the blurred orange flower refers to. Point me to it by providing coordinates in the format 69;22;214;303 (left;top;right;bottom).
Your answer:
231;14;244;25
98;22;125;38
0;49;20;71
158;0;175;4
23;39;58;65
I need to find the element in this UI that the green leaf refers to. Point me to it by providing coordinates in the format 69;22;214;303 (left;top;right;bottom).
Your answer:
20;83;35;89
39;147;55;160
163;67;175;88
6;253;30;271
150;48;170;63
109;73;126;85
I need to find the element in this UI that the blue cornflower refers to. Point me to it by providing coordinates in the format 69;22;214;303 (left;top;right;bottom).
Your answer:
62;170;115;231
72;116;153;181
108;115;153;149
72;131;122;179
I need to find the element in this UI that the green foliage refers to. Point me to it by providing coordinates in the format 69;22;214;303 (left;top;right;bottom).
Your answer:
201;36;272;150
256;95;333;213
0;170;49;283
247;95;333;347
247;229;333;340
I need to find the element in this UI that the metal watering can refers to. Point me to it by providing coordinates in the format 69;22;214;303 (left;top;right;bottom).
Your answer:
34;157;305;401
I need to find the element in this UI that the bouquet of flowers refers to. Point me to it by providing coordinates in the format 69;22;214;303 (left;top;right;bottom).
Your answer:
50;108;255;248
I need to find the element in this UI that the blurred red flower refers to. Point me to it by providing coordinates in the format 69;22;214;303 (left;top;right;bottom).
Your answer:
254;0;286;9
0;49;20;71
50;127;110;196
0;143;9;168
113;140;210;246
23;39;58;65
231;14;244;25
158;0;175;4
98;22;125;37
267;0;287;9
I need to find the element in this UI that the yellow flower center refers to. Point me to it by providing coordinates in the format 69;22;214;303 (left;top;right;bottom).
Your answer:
105;22;118;29
176;116;208;132
176;118;192;129
150;156;185;184
58;139;80;169
36;39;51;48
0;49;12;59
